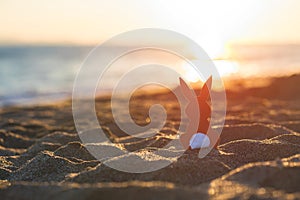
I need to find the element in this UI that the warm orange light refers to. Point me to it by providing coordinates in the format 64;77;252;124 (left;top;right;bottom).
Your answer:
182;58;239;83
214;60;239;77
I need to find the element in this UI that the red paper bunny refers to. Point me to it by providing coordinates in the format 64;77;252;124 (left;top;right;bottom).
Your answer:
179;76;219;149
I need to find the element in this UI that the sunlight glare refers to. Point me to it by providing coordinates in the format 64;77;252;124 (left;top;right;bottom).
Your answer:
182;59;239;84
214;60;239;77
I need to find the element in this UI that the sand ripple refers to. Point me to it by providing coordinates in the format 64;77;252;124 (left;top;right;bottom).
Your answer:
0;86;300;199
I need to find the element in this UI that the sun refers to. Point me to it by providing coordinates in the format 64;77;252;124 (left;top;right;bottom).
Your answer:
182;58;239;84
214;60;239;77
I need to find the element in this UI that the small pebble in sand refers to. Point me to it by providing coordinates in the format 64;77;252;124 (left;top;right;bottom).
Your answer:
189;133;210;149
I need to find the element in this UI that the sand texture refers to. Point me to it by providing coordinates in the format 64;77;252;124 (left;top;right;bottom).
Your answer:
1;75;300;199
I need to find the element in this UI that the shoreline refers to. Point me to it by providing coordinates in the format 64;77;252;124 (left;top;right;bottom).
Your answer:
2;73;300;110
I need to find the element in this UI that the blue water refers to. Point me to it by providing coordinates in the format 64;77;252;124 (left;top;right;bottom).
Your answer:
0;45;300;106
0;46;92;106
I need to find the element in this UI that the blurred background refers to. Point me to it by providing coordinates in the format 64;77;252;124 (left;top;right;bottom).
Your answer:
0;0;300;106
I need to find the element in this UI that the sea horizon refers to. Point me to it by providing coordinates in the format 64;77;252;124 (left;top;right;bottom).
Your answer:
1;44;300;107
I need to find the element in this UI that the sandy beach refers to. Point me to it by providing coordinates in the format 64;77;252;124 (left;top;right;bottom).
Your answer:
1;0;300;199
0;75;299;199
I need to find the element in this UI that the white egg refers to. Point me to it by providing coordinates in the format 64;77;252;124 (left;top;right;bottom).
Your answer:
189;133;210;149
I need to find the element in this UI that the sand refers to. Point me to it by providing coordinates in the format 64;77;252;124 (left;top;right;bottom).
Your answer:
1;75;300;199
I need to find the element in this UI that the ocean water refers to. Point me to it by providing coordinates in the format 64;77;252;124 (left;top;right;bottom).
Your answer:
226;44;300;77
0;46;92;106
0;45;299;106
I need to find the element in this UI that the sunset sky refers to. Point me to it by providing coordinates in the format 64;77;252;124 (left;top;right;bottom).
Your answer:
1;0;300;58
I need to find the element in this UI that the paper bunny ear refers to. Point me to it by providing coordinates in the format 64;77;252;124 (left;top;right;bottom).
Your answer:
179;77;194;100
197;76;212;134
199;76;212;100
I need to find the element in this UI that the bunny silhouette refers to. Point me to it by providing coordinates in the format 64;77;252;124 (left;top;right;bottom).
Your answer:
179;76;219;149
